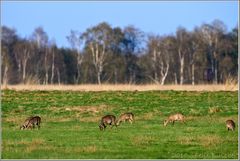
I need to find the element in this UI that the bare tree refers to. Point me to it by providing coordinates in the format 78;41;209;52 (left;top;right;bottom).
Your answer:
187;30;202;85
147;35;170;85
67;30;83;84
50;45;55;84
200;20;226;84
175;27;189;85
159;37;172;85
1;46;9;85
14;41;32;84
31;27;48;49
122;25;144;84
1;26;18;85
147;35;159;83
44;39;57;84
82;22;112;84
31;27;49;84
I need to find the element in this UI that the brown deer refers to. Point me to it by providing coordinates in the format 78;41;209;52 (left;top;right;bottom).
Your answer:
116;112;134;126
20;116;41;130
20;116;33;130
99;115;117;131
164;113;185;126
226;119;235;131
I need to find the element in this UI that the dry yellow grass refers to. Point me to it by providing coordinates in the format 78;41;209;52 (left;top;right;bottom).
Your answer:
178;135;222;147
131;135;155;146
177;136;196;145
64;145;97;154
197;135;222;147
49;105;110;114
142;112;155;120
1;84;238;91
208;107;222;114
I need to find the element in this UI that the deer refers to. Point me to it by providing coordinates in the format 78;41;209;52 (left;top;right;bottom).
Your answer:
99;114;117;131
20;116;41;130
116;112;134;126
20;116;33;130
163;113;185;126
226;119;235;131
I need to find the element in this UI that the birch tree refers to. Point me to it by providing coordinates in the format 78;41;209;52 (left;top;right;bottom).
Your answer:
1;26;17;85
147;35;171;85
67;30;83;84
187;31;201;85
200;20;226;84
31;27;49;84
14;41;32;84
82;22;112;84
1;46;10;85
122;25;144;84
175;27;189;85
50;44;56;84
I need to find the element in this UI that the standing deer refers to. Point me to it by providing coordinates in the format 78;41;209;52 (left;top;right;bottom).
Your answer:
164;113;185;126
226;119;235;131
99;115;117;131
116;112;134;126
20;116;41;130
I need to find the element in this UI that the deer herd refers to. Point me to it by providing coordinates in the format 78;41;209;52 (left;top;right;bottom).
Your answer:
99;112;134;130
20;112;236;132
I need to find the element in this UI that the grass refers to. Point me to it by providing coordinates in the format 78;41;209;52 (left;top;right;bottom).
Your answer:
1;89;238;159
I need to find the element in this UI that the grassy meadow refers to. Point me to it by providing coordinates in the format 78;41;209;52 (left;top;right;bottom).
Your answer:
1;89;238;159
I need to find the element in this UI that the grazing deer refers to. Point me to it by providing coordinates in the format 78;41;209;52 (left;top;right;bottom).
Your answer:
99;115;117;131
20;116;41;130
164;113;185;126
20;116;33;130
226;119;235;131
116;112;134;126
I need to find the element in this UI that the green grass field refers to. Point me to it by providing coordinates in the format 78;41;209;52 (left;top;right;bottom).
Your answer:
1;90;238;159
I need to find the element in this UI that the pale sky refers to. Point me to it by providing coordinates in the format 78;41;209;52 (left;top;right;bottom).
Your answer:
2;1;238;48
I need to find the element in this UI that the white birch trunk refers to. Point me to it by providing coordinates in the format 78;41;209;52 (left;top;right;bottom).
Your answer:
160;63;169;85
174;73;178;85
90;42;105;85
57;68;61;85
153;49;158;81
180;57;184;85
51;49;55;84
3;65;8;85
192;63;195;85
44;52;48;85
22;59;27;84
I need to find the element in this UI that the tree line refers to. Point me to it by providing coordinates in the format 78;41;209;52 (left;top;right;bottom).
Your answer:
1;19;238;85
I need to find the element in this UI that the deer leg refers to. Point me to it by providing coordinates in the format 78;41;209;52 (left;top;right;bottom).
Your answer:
36;122;40;129
182;120;186;124
110;124;114;129
114;122;117;128
129;119;133;124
